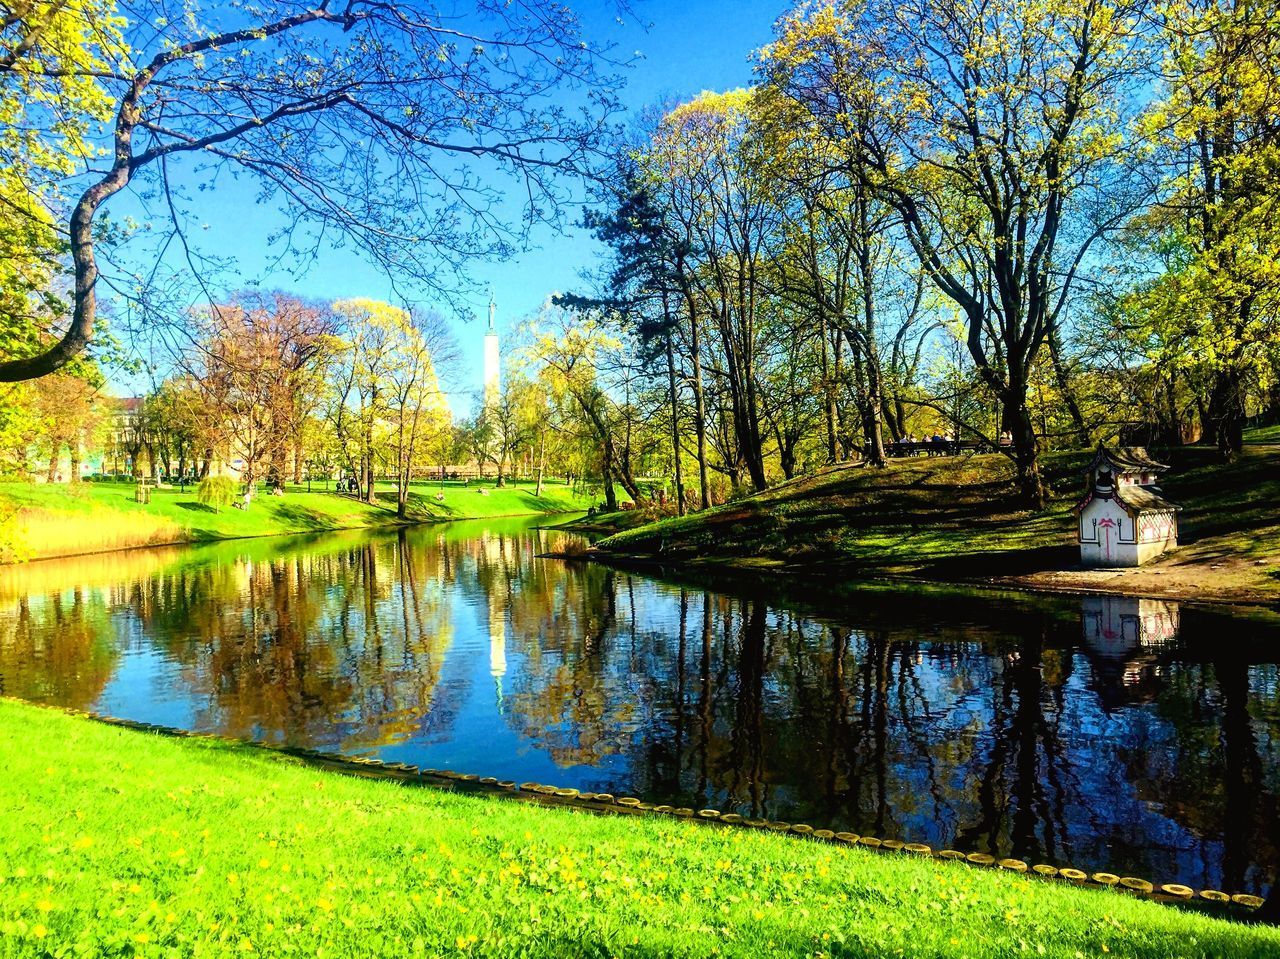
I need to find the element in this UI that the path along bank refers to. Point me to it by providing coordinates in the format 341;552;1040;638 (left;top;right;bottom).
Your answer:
2;698;1278;958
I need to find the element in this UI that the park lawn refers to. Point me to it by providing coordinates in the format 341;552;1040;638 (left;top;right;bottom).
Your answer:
1245;424;1280;444
386;478;591;522
1;700;1277;959
594;447;1280;603
0;480;590;562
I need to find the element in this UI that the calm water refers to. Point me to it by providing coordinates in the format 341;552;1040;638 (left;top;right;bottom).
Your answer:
2;517;1279;895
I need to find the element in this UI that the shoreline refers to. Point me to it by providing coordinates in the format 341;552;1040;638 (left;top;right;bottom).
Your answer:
11;697;1268;912
581;449;1280;608
585;548;1280;612
4;696;1277;958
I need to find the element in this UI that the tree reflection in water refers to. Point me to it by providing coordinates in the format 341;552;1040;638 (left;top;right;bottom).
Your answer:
1;519;1279;894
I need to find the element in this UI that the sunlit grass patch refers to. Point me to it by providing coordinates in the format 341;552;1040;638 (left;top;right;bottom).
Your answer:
3;505;183;562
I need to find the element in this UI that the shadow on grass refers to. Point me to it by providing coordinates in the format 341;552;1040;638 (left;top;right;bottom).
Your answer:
272;503;362;530
175;502;217;513
913;543;1079;579
383;490;461;519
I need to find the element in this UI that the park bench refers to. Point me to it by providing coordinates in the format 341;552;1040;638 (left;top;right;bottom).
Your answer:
885;440;992;458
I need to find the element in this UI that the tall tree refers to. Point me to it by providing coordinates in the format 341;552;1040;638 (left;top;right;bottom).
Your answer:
1140;0;1280;458
385;311;451;517
530;304;646;508
0;0;125;362
647;90;777;492
570;166;698;512
32;368;105;481
0;0;622;381
328;298;410;503
195;292;332;486
762;0;1149;506
752;88;897;466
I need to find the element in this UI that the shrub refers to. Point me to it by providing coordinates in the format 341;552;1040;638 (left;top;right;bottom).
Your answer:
197;476;237;513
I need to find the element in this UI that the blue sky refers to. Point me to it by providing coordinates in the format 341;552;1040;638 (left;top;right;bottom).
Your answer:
111;0;788;408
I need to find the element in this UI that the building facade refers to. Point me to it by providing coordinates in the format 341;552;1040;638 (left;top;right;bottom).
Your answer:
1076;446;1179;567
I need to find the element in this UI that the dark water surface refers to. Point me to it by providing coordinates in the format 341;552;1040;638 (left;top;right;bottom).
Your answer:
3;517;1279;895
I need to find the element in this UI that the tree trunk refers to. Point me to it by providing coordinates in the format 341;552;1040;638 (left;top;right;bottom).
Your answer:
665;330;686;516
1006;386;1046;509
1207;366;1245;460
857;191;888;467
0;129;133;381
601;449;618;512
575;386;644;505
739;356;769;492
831;327;845;460
779;442;796;480
271;442;286;487
69;442;81;484
535;430;545;497
819;311;837;465
685;292;712;510
396;418;409;519
863;350;887;467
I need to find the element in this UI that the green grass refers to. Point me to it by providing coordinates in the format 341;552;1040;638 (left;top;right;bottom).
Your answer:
2;700;1277;958
0;479;590;562
1245;424;1280;444
595;447;1280;601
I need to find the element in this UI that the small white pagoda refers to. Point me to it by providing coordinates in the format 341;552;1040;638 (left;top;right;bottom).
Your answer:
1075;446;1179;567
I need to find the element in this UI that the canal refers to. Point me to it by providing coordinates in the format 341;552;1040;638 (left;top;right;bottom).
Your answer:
2;516;1278;895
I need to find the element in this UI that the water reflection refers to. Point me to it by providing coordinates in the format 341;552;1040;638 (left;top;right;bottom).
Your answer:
2;519;1279;895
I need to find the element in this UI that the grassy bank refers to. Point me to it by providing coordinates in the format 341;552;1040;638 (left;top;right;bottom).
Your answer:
2;700;1277;958
1246;424;1280;444
0;479;590;562
593;447;1280;603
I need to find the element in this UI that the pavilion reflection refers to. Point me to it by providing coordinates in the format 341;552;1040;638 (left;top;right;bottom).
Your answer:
1080;596;1180;707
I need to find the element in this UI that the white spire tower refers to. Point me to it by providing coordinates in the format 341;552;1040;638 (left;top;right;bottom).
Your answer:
483;291;500;406
489;587;507;713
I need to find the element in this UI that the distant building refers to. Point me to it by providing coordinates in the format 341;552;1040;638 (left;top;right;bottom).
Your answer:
1075;446;1179;567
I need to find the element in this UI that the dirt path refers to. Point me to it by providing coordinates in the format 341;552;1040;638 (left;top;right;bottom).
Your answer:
1002;551;1277;605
